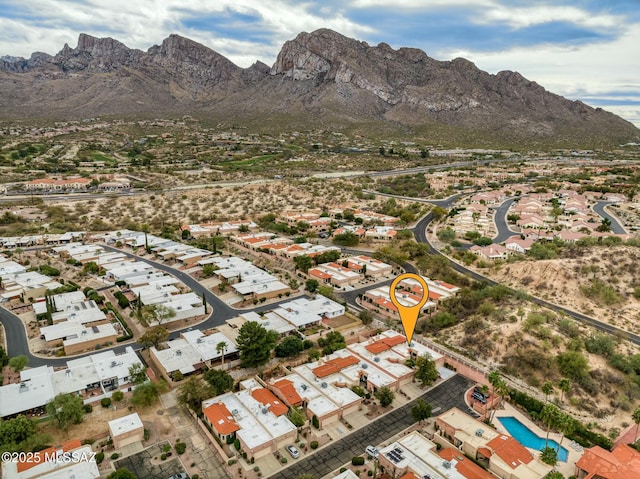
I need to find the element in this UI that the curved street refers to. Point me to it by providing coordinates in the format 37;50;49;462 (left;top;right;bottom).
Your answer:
0;245;302;367
0;190;635;366
593;200;627;234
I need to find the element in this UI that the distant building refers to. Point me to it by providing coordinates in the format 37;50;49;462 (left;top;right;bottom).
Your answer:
575;443;640;479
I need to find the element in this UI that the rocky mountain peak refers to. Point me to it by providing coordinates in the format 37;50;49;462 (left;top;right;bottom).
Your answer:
0;28;636;146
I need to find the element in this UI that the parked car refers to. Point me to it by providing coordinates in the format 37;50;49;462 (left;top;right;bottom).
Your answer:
287;445;300;459
365;445;379;458
471;392;487;404
167;473;188;479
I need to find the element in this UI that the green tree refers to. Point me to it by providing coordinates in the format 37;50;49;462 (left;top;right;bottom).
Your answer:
540;447;558;466
541;403;560;449
544;472;564;479
46;393;85;429
317;285;335;300
305;279;319;293
146;303;176;325
411;399;432;423
293;255;314;273
236;321;279;368
112;391;124;402
8;355;28;372
414;354;439;386
275;336;305;358
633;407;640;442
358;310;373;326
375;387;395;407
128;363;147;385
556;351;588;381
0;415;41;453
138;326;169;349
542;381;554;402
317;331;346;355
288;406;306;428
177;376;214;411
107;468;138;479
131;381;167;408
204;369;234;395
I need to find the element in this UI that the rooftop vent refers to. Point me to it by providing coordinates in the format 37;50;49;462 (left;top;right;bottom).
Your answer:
301;384;308;391
442;460;451;469
475;429;484;437
111;361;118;368
374;357;380;363
321;382;327;388
175;350;182;356
361;363;368;369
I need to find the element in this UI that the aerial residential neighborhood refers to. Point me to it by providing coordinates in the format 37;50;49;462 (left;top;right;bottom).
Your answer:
2;6;640;478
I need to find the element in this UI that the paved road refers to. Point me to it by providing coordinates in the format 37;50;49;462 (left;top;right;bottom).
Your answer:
412;214;640;347
271;374;475;479
492;198;518;243
0;246;300;367
593;201;627;234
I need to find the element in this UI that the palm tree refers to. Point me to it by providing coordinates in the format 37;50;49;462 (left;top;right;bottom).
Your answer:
487;371;506;422
216;341;227;368
633;407;640;442
558;378;571;403
542;381;554;403
557;414;575;452
541;403;559;449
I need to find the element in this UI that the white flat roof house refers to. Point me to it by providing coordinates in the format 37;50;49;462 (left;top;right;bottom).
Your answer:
0;347;142;418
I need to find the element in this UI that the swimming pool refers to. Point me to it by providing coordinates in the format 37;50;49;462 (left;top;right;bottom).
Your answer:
497;416;569;462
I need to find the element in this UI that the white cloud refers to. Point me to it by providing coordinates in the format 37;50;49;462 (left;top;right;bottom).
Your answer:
478;5;624;30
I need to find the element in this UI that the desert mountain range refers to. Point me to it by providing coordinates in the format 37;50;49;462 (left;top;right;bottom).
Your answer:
1;28;637;146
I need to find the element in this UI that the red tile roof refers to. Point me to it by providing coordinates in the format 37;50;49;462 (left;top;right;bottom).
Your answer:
365;335;405;353
486;434;533;468
312;355;360;378
251;388;289;416
273;379;302;405
576;444;640;479
440;448;495;479
203;402;240;435
17;439;83;472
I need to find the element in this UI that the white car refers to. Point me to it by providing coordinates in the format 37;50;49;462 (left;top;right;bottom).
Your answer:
287;445;300;459
366;445;378;458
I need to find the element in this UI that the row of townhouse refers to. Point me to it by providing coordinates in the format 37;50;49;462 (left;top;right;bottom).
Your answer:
0;231;84;248
0;347;143;419
180;220;258;237
54;241;206;324
151;296;347;382
332;225;398;242
202;330;443;461
231;231;342;259
470;229;632;261
149;329;238;382
360;276;460;319
34;290;117;355
198;255;291;301
23;177;92;191
280;212;333;232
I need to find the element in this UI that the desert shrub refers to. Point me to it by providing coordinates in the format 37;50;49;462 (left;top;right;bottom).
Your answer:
101;397;112;408
352;456;365;466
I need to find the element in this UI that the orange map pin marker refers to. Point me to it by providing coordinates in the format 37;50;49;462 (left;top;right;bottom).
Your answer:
389;273;430;345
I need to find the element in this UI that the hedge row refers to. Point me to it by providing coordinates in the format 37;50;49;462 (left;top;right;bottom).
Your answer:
104;302;134;342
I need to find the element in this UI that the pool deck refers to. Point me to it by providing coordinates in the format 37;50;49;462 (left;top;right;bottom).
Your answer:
493;403;584;478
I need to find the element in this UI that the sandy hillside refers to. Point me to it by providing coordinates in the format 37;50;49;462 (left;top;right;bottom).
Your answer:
480;245;640;334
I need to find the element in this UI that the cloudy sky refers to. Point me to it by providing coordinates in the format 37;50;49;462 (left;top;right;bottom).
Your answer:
1;0;639;126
